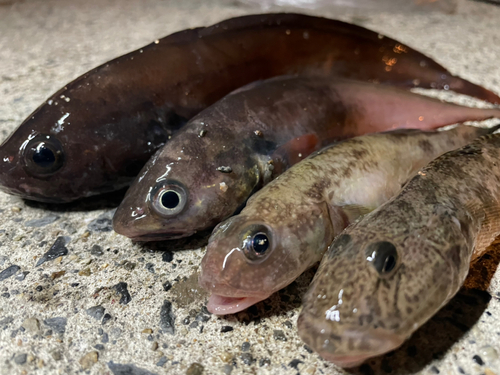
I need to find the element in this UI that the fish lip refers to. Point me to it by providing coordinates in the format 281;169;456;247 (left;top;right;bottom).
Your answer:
298;312;404;367
206;293;269;315
128;231;195;241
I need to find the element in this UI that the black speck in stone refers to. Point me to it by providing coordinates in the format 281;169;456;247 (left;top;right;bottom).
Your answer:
10;329;18;338
196;313;210;322
430;366;440;374
112;340;117;345
70;283;79;287
98;328;104;335
486;311;492;316
183;317;190;325
113;282;131;305
87;211;114;232
19;327;25;332
35;285;43;292
288;359;304;370
172;264;177;269
43;317;67;335
162;343;168;349
162;251;174;262
102;313;112;325
86;305;105;320
137;257;145;262
200;306;211;315
259;358;271;367
94;344;105;351
13;353;27;364
360;363;375;375
147;334;153;341
199;325;204;334
11;289;19;295
156;356;168;367
162;281;172;292
159;300;175;335
113;249;119;254
407;345;417;357
145;263;155;274
44;329;53;336
1;292;10;298
15;271;29;281
107;361;157;375
38;241;47;247
303;345;313;354
240;353;254;365
90;245;104;256
273;330;287;341
36;237;69;267
283;320;292;329
221;326;233;333
101;333;109;343
472;355;484;366
241;342;250;352
189;321;198;329
0;316;13;327
0;265;20;281
458;367;465;374
25;215;60;228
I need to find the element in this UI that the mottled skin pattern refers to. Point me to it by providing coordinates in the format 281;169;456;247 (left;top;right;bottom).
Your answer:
3;14;497;203
198;125;496;315
113;75;500;241
298;133;500;368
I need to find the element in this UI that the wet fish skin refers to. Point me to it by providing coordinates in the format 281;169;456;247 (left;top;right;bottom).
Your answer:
199;124;498;315
298;132;500;368
113;75;500;241
2;14;499;203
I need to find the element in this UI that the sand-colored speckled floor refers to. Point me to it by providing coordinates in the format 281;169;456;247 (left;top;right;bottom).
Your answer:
1;0;500;374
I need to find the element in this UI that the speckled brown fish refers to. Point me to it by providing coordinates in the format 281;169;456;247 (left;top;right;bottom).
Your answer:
113;75;500;241
1;14;499;203
198;124;498;315
298;131;500;368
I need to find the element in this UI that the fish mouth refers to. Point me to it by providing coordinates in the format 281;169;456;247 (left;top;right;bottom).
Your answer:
206;294;269;315
298;313;405;367
127;231;195;241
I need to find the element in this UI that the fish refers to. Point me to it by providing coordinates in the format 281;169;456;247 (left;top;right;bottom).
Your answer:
113;75;500;241
198;124;500;315
297;131;500;368
1;14;499;203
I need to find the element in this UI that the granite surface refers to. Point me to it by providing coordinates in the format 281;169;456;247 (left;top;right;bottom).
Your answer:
1;0;500;374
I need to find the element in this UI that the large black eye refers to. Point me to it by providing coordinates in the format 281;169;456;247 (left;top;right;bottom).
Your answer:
149;180;187;217
365;241;399;276
242;225;273;262
23;134;64;176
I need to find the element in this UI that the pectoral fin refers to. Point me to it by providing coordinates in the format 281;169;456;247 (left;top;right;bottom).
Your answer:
271;133;320;175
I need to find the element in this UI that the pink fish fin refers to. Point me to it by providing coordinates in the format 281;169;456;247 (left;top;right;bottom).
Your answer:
270;133;321;176
469;199;500;262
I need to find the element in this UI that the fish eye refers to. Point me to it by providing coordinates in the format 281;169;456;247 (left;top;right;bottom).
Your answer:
23;134;64;176
242;225;273;262
365;241;399;276
149;180;187;217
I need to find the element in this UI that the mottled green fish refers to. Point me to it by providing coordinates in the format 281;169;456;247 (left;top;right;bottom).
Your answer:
298;131;500;368
199;124;499;315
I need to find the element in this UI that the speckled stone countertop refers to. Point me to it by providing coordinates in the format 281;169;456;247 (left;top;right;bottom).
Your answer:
1;0;500;374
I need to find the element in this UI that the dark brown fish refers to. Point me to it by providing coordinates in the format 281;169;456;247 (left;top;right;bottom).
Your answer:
298;132;500;367
112;76;500;241
1;13;498;203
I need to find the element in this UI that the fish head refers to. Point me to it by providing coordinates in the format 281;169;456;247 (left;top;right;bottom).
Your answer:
298;207;469;367
113;125;262;241
199;199;334;315
0;72;173;202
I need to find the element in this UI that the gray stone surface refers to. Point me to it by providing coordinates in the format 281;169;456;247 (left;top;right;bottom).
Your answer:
1;0;500;374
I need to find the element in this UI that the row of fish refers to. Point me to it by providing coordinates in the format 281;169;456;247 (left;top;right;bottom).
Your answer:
3;12;500;368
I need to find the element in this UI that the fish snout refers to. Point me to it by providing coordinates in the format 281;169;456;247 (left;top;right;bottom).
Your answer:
297;311;405;368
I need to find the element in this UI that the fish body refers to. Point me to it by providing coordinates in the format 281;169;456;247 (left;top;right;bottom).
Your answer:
113;75;500;241
1;14;499;203
298;132;500;368
199;125;498;315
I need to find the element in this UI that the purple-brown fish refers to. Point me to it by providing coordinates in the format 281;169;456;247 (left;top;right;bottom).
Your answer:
298;132;500;368
199;124;499;315
1;13;499;203
113;76;500;241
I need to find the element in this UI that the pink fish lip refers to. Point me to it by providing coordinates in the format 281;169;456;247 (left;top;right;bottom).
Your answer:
126;231;195;241
206;293;270;315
